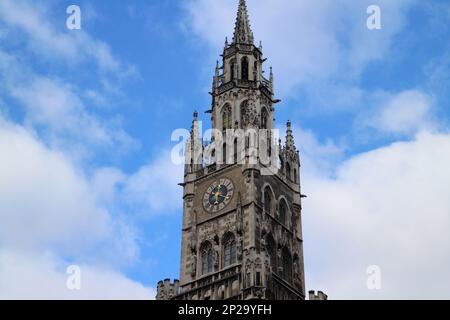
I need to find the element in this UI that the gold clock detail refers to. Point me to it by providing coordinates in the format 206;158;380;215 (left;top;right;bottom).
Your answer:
203;178;234;213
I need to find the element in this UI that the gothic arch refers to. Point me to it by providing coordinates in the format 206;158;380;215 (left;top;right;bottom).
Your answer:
200;241;214;275
261;107;268;129
281;246;292;283
222;141;227;165
203;144;215;166
262;183;275;216
286;162;292;181
241;56;249;80
222;232;237;268
278;197;290;227
222;103;232;131
229;58;236;81
240;100;248;126
293;167;298;184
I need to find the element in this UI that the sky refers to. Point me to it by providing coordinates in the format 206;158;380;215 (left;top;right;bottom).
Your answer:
0;0;449;299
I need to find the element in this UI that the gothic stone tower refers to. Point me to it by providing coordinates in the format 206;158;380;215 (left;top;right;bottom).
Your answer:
157;0;306;300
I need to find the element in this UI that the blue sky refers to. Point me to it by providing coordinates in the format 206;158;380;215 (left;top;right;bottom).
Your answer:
0;0;450;299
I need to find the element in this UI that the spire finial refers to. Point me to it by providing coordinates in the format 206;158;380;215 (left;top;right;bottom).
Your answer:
232;0;254;45
286;120;296;151
269;66;274;91
213;61;220;89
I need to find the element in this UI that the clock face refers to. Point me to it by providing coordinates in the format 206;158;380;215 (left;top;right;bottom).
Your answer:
203;178;234;213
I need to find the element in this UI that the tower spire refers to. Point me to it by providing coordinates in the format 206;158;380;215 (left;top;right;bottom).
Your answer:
232;0;254;45
213;60;220;91
285;120;296;151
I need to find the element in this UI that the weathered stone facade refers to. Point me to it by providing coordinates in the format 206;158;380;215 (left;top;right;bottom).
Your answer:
157;0;306;300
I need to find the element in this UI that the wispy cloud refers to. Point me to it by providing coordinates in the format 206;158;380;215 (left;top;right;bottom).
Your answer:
0;0;134;75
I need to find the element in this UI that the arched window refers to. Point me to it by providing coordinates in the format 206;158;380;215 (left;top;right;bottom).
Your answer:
240;100;248;126
230;59;236;81
279;200;288;226
222;104;232;131
281;247;292;283
286;162;291;181
211;149;216;164
264;187;273;215
223;233;236;267
261;108;268;129
201;242;214;275
241;57;249;80
293;168;297;184
222;142;227;165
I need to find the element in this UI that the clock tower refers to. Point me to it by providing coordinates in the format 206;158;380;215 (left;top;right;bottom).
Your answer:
157;0;306;300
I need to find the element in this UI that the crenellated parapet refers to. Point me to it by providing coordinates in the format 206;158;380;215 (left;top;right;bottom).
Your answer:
308;290;328;300
156;279;180;300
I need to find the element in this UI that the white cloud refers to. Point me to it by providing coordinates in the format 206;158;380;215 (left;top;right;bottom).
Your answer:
0;49;136;159
0;250;155;300
12;76;135;152
0;117;154;299
0;119;108;251
91;152;185;216
124;151;184;214
0;0;131;75
293;126;345;179
361;90;437;136
303;130;450;299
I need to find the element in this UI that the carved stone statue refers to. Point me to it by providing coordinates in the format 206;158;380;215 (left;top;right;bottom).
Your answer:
260;234;266;251
242;98;259;128
190;254;197;277
294;259;300;282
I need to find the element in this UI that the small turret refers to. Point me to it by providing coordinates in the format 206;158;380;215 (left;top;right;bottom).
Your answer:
279;121;300;183
269;66;274;92
213;60;220;91
156;279;180;300
308;290;328;301
185;111;203;174
285;120;295;151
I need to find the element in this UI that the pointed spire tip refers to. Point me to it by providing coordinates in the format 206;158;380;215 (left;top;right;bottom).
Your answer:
232;0;254;45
